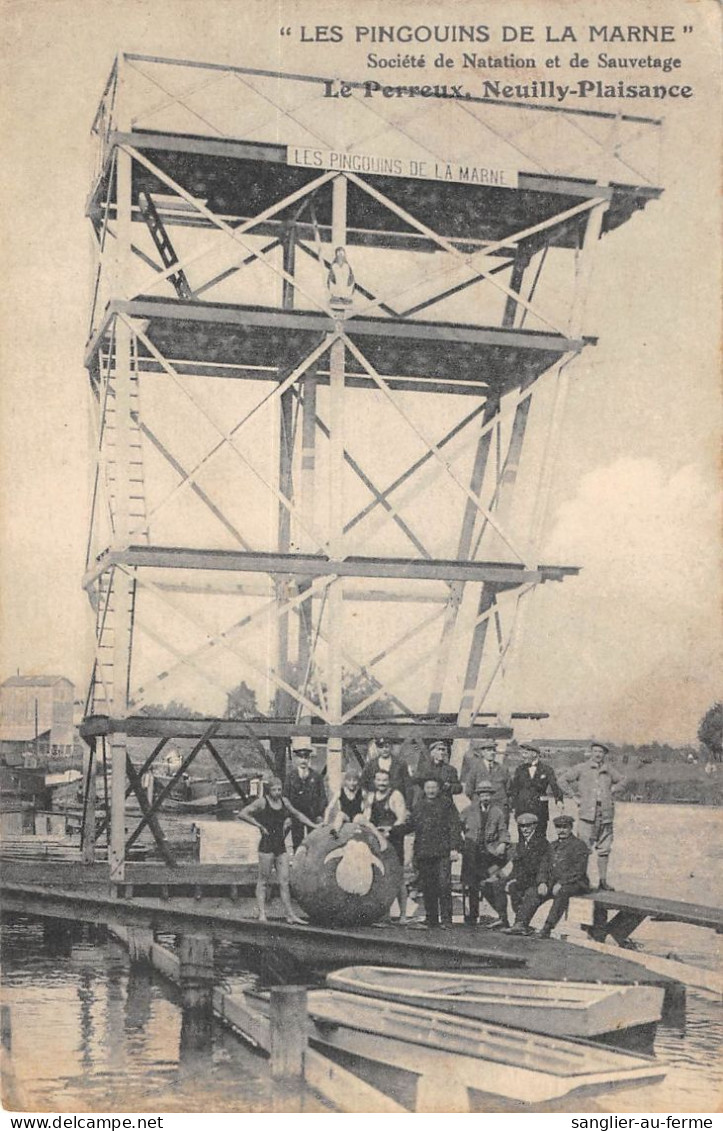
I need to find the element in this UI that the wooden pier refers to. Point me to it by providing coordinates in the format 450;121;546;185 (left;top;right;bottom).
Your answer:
0;861;686;1024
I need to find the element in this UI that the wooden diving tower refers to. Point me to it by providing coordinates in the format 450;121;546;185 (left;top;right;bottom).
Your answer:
80;54;662;878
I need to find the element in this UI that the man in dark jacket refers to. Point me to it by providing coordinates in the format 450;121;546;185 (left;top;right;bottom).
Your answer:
360;736;410;801
504;814;590;938
501;812;550;922
283;747;327;850
509;744;563;834
408;777;462;929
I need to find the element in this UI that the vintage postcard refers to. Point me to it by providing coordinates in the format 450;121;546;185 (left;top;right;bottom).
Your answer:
0;0;720;1118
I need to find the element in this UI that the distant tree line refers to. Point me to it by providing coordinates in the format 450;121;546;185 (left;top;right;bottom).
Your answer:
698;702;722;762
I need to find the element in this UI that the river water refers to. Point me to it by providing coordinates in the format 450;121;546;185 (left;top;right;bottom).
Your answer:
1;803;721;1113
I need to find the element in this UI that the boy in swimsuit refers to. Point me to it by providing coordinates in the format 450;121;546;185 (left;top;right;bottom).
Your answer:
238;777;317;924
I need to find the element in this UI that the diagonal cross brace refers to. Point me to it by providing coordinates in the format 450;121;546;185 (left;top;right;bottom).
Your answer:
125;722;221;852
132;412;255;550
124;317;335;552
130;573;337;713
299;392;437;562
341;333;527;563
94;737;169;841
128;567;334;724
345;401;487;534
123;146;334;313
346;170;604;333
125;752;177;866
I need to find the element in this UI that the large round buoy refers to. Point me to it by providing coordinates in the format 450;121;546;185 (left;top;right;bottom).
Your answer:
290;821;402;926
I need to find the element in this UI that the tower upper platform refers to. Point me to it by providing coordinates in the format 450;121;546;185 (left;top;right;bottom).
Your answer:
89;53;662;252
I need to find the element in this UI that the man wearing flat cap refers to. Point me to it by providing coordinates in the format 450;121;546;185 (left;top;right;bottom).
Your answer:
499;811;550;925
413;739;462;807
558;742;625;891
510;743;563;836
460;779;510;926
462;737;510;818
504;813;590;938
283;746;327;850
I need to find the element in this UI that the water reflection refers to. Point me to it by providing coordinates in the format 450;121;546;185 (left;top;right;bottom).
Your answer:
1;919;329;1113
1;802;721;1112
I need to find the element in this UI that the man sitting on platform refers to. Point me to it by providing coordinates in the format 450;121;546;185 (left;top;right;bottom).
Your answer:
460;779;510;927
324;769;365;837
500;811;550;925
503;814;590;939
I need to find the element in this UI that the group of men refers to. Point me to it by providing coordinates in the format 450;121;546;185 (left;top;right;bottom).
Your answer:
240;734;626;935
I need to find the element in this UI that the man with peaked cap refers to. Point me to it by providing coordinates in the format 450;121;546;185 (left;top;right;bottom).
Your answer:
460;779;510;927
558;742;625;891
510;743;563;835
283;746;327;851
503;813;590;938
360;734;410;802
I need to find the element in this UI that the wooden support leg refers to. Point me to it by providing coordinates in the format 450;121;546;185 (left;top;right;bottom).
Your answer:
178;934;215;1054
269;986;308;1081
81;739;97;864
606;910;648;947
587;902;647;947
587;900;610;942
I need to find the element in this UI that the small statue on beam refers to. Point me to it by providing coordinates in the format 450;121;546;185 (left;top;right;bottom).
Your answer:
327;246;356;314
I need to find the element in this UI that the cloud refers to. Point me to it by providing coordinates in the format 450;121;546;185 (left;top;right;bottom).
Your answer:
514;459;721;743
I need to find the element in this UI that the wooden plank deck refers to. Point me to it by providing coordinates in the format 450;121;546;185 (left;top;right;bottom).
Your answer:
0;859;258;896
0;870;685;1023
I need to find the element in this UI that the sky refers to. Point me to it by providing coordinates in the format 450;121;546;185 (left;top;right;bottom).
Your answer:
0;0;720;744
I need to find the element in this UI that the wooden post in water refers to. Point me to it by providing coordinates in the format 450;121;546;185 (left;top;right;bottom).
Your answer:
178;933;214;1054
126;927;154;964
42;918;73;956
269;986;308;1081
179;934;214;1010
0;1003;26;1111
1;1005;11;1053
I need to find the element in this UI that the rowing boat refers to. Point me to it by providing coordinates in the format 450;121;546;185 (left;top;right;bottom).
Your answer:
305;989;666;1106
326;966;664;1051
